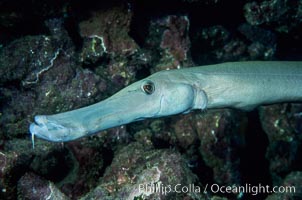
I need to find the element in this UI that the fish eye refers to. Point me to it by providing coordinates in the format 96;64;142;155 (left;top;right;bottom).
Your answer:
141;81;155;95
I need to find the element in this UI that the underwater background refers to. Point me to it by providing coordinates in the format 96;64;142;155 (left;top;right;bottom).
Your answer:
0;0;302;199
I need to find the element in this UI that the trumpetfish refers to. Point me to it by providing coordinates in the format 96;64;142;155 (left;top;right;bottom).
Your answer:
29;61;302;143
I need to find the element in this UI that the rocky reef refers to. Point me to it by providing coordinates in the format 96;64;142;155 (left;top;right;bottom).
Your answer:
0;0;301;199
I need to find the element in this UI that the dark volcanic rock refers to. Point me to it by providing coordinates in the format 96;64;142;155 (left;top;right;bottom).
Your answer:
18;172;68;200
82;142;204;200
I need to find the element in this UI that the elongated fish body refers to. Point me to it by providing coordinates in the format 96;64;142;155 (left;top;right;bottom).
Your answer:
177;61;302;110
29;61;302;142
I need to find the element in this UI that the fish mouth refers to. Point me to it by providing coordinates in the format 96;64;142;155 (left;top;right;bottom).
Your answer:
29;115;80;142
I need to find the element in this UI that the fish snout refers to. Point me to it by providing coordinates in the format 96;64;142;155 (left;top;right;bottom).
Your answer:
29;115;72;142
